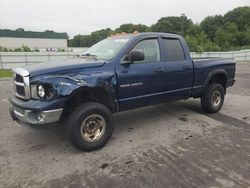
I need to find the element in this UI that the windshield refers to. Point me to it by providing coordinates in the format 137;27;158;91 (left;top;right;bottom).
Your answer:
81;37;130;60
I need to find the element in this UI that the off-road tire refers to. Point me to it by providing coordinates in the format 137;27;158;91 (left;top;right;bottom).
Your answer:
66;102;114;151
201;83;225;113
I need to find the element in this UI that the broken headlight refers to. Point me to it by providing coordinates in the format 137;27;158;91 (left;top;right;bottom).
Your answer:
31;84;58;100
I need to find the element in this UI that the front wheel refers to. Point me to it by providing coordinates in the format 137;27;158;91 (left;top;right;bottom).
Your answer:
201;83;225;113
66;102;114;151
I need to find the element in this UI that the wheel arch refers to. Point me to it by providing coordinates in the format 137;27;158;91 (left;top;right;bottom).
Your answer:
63;86;118;116
205;69;228;91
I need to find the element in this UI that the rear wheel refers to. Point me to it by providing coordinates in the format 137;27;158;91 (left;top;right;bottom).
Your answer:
66;102;114;151
201;83;225;113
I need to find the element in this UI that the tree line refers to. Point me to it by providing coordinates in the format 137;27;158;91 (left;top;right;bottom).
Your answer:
68;6;250;52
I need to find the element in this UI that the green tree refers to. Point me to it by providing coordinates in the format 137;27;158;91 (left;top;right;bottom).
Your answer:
149;15;193;36
16;28;25;32
185;24;221;52
45;30;55;32
67;6;250;51
71;35;81;47
200;15;223;41
90;28;112;45
186;24;203;36
243;28;250;45
185;35;201;52
215;22;240;50
80;35;92;47
115;24;148;33
223;6;250;31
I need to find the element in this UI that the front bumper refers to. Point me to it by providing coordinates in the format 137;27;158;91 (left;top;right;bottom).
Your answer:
9;95;67;126
10;105;63;125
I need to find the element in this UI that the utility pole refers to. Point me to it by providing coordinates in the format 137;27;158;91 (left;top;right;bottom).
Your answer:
181;13;185;36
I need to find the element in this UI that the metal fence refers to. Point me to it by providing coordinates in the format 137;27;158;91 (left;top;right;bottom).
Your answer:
190;50;250;61
0;52;77;69
0;50;250;70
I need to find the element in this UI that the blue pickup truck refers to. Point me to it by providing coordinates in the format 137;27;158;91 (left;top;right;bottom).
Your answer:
9;32;235;151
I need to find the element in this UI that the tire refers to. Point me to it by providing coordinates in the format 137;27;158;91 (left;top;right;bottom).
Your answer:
201;83;225;113
66;102;114;151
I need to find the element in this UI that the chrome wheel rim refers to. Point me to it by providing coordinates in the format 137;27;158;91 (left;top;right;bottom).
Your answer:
80;114;106;142
211;90;221;107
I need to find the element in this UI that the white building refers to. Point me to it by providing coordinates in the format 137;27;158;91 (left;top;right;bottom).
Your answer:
0;30;67;49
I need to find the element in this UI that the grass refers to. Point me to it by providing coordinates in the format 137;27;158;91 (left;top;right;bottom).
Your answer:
0;69;12;78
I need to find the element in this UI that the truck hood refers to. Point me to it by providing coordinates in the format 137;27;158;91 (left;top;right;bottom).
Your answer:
23;58;106;77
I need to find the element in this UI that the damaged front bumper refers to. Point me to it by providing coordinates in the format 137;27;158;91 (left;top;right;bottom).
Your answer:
10;106;63;125
9;96;67;127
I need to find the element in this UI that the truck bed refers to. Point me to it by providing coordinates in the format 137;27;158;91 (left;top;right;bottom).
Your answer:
191;57;236;97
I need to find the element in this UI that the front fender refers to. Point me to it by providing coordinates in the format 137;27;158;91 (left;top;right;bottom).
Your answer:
32;76;85;98
32;74;116;99
78;75;116;96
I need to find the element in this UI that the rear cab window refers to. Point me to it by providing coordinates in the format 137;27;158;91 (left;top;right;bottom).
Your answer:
163;38;185;61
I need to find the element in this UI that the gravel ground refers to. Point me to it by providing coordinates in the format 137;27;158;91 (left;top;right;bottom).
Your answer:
0;63;250;188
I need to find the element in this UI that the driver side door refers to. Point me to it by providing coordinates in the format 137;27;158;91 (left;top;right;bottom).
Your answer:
116;38;167;111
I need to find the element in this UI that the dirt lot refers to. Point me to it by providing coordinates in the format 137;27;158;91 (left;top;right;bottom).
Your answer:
0;63;250;188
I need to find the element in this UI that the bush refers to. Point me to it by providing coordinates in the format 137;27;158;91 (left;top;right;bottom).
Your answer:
21;45;32;52
33;48;40;52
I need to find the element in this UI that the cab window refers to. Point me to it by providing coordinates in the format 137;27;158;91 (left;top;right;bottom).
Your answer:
132;39;160;63
163;38;185;61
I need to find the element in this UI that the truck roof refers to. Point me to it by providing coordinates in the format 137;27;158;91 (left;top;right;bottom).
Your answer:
109;32;182;40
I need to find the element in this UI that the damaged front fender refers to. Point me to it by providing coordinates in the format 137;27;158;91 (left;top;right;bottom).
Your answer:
31;72;117;102
31;76;86;100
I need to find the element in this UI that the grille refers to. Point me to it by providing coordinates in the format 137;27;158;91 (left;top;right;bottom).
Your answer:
15;74;23;82
13;68;30;100
16;85;25;96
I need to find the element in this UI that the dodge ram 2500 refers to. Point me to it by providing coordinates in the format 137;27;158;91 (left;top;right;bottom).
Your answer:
9;32;235;151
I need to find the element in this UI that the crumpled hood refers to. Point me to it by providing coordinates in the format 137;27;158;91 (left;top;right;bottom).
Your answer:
23;58;106;77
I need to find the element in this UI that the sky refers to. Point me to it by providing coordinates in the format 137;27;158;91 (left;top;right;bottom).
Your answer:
0;0;249;38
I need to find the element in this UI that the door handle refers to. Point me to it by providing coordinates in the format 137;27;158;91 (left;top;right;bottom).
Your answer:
120;70;128;73
183;66;192;70
154;68;164;73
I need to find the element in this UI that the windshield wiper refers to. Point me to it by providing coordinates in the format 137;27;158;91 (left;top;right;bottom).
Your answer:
80;53;97;59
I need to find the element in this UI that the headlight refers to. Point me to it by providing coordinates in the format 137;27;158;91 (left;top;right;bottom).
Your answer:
31;84;57;100
37;85;45;98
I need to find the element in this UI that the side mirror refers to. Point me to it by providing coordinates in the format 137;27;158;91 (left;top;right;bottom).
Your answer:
121;50;145;64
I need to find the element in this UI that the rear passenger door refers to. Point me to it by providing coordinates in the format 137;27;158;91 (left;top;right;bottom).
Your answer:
161;38;193;100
